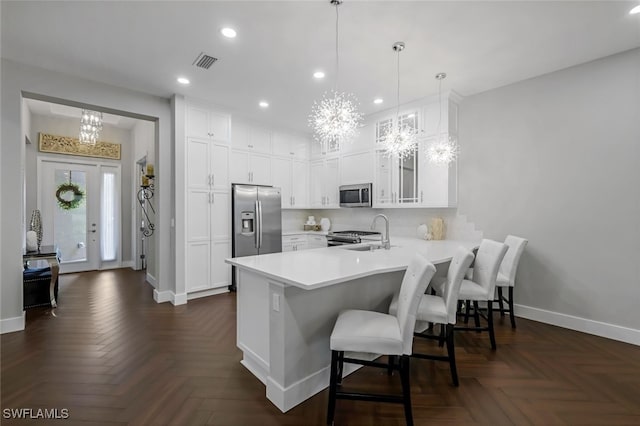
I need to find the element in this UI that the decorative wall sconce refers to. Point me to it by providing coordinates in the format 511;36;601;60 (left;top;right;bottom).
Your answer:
138;164;155;237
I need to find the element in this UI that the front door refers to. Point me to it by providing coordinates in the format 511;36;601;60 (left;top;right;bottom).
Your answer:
38;158;121;273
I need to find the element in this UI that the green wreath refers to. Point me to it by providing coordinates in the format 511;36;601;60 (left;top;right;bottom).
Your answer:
56;183;85;210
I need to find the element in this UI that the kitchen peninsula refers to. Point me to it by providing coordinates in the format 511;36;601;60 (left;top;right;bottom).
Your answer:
225;238;479;412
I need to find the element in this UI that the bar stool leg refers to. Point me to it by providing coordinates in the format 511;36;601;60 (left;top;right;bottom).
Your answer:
445;324;459;387
497;288;505;316
327;350;339;425
487;304;497;350
473;301;481;330
508;287;516;328
399;355;413;426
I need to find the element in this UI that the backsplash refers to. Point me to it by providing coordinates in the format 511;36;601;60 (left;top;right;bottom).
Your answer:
282;208;482;241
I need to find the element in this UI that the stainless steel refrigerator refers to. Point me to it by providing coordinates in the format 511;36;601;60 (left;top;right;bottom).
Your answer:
231;184;282;289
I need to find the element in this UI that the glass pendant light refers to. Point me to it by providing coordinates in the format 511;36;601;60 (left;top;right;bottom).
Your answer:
309;0;363;150
426;73;459;165
79;109;103;145
380;41;419;159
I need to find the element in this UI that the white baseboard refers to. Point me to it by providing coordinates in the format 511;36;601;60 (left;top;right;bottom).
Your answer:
121;260;135;269
153;289;188;306
515;304;640;346
173;292;188;306
153;289;172;303
186;287;228;301
146;273;157;288
1;312;25;334
265;355;368;413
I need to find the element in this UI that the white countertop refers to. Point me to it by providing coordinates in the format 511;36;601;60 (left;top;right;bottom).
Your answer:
226;238;479;290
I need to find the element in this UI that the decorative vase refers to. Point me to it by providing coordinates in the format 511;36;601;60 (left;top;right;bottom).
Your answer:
320;218;331;232
26;231;38;251
29;209;43;250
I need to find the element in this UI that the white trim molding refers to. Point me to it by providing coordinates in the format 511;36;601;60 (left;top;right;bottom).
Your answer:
153;289;188;306
121;260;135;269
186;287;228;301
1;312;26;334
146;273;157;288
515;304;640;346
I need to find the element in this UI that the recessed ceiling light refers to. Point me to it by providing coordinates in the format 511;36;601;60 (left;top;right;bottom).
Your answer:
221;27;237;38
373;98;384;105
259;101;269;108
313;71;325;79
630;5;640;14
177;77;190;85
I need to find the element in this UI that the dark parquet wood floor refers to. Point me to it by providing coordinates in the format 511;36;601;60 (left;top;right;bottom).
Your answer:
2;268;640;425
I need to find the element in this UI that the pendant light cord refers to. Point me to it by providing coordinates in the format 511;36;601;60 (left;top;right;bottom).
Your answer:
334;3;339;91
437;76;443;137
396;49;401;119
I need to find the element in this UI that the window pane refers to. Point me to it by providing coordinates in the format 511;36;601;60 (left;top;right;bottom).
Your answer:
101;172;117;261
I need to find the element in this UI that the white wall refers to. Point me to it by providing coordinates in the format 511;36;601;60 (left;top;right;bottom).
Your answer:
25;114;134;262
1;59;173;330
458;48;640;335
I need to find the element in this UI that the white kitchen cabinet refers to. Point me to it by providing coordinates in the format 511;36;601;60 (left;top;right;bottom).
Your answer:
230;150;271;185
272;132;310;160
307;235;327;248
417;136;458;207
271;157;292;208
340;151;374;185
310;158;339;208
282;235;307;252
232;120;271;154
341;123;374;154
187;104;230;141
373;111;421;207
185;133;232;294
272;158;308;209
187;139;229;191
281;234;326;251
422;95;459;138
291;160;308;208
310;138;340;159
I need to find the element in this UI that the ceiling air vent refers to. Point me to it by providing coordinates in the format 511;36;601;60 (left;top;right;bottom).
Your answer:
192;52;218;69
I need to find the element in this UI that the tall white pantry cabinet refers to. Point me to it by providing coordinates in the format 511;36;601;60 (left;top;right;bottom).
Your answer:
185;104;232;297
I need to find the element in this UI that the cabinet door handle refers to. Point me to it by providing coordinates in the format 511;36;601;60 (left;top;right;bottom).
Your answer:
290;152;295;155
212;193;215;204
293;196;295;206
248;172;251;182
212;174;215;187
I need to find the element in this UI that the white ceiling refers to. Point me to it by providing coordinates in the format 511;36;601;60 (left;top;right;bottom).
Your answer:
24;98;138;129
3;1;639;133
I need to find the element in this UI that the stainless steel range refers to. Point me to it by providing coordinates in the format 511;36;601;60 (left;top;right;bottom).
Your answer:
326;230;382;246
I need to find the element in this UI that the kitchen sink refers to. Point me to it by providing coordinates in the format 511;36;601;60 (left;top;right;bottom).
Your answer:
342;245;381;251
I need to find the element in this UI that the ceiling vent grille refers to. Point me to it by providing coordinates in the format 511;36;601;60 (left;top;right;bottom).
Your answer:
192;52;218;69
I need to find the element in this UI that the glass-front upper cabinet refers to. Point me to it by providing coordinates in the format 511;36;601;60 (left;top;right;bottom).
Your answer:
373;111;420;207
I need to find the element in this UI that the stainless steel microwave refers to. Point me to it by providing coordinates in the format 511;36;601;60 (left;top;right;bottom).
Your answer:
339;183;372;208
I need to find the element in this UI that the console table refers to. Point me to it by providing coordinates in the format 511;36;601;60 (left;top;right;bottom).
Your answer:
23;245;60;308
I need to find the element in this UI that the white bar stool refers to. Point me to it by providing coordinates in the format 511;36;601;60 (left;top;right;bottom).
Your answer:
494;235;528;328
326;254;437;426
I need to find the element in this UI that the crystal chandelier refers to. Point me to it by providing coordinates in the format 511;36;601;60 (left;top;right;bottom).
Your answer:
380;42;419;159
309;0;362;149
79;109;103;145
427;73;459;165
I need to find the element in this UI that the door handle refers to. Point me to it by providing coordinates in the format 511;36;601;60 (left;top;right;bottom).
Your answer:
89;230;96;233
255;200;260;249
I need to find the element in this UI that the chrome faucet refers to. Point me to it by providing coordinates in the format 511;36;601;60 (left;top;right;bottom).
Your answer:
370;214;391;250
